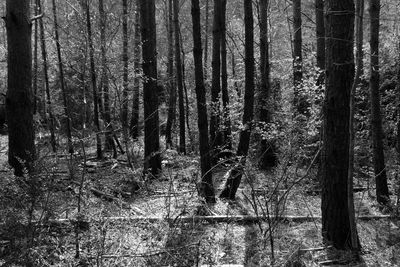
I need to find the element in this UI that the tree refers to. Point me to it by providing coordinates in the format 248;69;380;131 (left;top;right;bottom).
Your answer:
369;0;389;205
121;0;129;134
258;0;278;170
220;0;254;200
315;0;325;70
52;0;73;154
165;0;176;148
174;0;186;154
191;0;215;203
5;0;35;176
130;1;141;140
140;0;162;176
293;0;305;115
85;0;102;159
322;0;359;250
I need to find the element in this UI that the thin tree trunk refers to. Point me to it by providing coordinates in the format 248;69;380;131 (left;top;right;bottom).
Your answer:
140;0;162;176
52;0;73;154
369;0;389;205
220;0;254;200
220;0;232;156
85;0;103;159
38;0;57;153
122;0;129;132
174;0;186;154
322;0;359;250
6;0;36;176
130;1;141;139
203;0;210;80
191;0;215;203
315;0;325;70
165;0;176;148
293;0;305;115
33;0;38;115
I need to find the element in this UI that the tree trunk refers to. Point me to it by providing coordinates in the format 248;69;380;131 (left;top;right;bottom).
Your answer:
315;0;325;70
33;0;39;115
52;0;73;154
165;0;176;148
322;0;359;250
122;0;129;132
293;0;305;115
203;0;210;80
140;0;162;176
38;0;57;153
6;0;36;176
209;0;223;161
258;0;278;170
220;0;254;200
220;0;232;157
85;0;103;159
130;1;141;140
369;0;389;205
174;0;186;154
191;0;215;203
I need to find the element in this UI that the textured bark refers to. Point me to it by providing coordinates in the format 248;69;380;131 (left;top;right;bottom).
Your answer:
315;0;325;70
258;0;277;170
52;0;73;154
322;0;359;250
191;0;215;203
293;0;305;115
140;0;162;176
6;0;36;176
38;0;57;153
85;0;103;159
165;0;176;148
174;0;186;154
130;2;141;139
369;0;389;205
220;0;254;200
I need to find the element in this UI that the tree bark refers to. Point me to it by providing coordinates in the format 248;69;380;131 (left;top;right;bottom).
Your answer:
165;0;176;148
293;0;305;115
322;0;359;250
369;0;389;205
220;0;254;200
258;0;278;170
315;0;325;70
191;0;216;203
38;0;57;153
130;1;141;140
140;0;162;176
6;0;36;176
174;0;186;154
203;0;210;80
85;0;103;159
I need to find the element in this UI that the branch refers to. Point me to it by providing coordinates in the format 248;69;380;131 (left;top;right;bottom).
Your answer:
31;13;44;22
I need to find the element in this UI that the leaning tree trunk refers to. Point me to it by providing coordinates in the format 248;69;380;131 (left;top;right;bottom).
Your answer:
6;0;36;176
174;0;186;154
322;0;360;250
258;0;278;170
85;0;103;159
52;0;73;154
38;0;57;153
165;0;176;148
130;1;141;140
220;0;254;200
140;0;162;176
369;0;389;205
293;0;305;116
191;0;215;203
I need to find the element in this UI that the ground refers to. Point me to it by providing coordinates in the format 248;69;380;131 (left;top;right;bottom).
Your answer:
1;134;400;266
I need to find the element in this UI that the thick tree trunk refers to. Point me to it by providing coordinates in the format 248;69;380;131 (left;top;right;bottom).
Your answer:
6;0;36;176
191;0;215;203
130;2;141;140
38;0;57;153
165;0;176;148
174;0;186;154
220;0;254;200
315;0;325;70
369;0;389;205
52;0;73;154
293;0;305;115
258;0;278;170
322;0;359;250
140;0;162;176
85;0;103;159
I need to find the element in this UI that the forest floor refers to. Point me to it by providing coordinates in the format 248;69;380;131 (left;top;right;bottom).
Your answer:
1;134;400;266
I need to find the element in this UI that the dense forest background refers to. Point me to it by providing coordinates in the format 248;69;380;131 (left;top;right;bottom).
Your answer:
1;0;400;266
